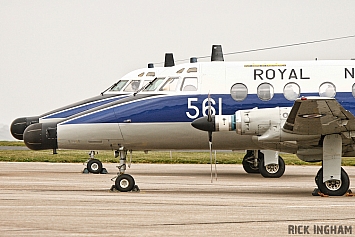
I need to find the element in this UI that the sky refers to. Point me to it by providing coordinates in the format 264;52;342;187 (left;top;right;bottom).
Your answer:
1;0;355;140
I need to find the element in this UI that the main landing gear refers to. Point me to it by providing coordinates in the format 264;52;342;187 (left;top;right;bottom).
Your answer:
314;167;350;196
110;149;139;192
83;151;108;174
313;135;351;196
242;150;285;178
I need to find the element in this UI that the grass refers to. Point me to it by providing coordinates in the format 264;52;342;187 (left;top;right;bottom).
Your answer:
0;141;26;146
1;148;355;166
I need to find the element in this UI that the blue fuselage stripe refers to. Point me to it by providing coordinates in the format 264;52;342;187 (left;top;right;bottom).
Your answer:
61;92;355;125
42;96;125;119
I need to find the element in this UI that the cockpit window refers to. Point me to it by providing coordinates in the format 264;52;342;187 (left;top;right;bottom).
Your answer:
138;72;144;77
283;82;300;101
257;83;274;101
159;77;180;91
181;77;198;91
144;77;165;91
123;80;141;92
110;80;129;91
319;82;336;98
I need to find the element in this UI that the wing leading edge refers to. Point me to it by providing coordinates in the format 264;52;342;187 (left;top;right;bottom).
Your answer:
283;97;355;136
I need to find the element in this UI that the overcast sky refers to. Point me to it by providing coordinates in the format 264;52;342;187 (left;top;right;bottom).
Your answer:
1;0;355;140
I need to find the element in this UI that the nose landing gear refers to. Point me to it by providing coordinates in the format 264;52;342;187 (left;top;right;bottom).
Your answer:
83;151;108;174
110;149;139;192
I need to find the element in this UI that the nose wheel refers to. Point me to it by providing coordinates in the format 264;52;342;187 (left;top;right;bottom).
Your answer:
87;159;103;174
83;151;108;174
115;174;135;192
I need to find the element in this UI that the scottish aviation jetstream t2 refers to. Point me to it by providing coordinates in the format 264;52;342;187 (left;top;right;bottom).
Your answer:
11;53;175;173
20;45;355;196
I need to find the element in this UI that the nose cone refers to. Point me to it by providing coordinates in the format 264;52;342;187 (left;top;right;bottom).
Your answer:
23;123;58;150
10;116;39;140
191;116;215;132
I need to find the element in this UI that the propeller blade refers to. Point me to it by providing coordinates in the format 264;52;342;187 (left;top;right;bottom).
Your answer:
214;150;217;181
207;93;212;122
209;140;213;183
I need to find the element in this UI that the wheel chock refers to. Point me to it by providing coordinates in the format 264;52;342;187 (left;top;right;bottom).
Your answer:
318;192;329;197
132;185;140;192
82;168;89;174
109;184;140;192
311;188;329;197
101;168;108;174
312;188;320;196
346;189;354;197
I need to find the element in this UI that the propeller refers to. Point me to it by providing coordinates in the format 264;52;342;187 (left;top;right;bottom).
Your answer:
207;93;217;183
191;95;219;182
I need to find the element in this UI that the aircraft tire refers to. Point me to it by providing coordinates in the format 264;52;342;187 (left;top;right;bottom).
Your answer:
115;174;135;192
259;156;285;178
87;159;103;174
316;167;349;196
242;150;260;173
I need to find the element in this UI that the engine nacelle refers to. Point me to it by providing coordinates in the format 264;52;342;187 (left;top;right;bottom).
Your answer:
235;107;290;136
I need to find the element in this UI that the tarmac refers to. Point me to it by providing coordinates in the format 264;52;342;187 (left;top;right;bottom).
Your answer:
0;162;355;236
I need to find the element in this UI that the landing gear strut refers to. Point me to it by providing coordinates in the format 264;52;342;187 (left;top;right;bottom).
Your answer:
111;149;138;192
243;150;285;178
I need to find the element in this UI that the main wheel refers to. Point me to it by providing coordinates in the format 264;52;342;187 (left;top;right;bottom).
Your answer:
316;167;349;196
115;174;135;192
259;155;285;178
242;150;260;173
87;159;103;174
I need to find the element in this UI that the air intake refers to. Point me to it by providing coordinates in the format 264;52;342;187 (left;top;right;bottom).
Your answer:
211;45;224;61
164;53;175;67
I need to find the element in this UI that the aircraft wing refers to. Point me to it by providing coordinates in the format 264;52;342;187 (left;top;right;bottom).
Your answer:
283;97;355;136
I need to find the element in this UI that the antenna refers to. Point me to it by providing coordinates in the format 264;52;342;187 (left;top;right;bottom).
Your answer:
164;53;175;67
211;45;224;61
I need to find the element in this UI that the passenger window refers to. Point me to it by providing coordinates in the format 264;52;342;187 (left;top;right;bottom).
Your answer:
187;67;197;73
124;80;141;92
110;80;129;91
181;77;198;91
352;84;355;98
230;83;247;101
257;83;274;101
159;77;180;91
283;82;300;101
319;82;336;98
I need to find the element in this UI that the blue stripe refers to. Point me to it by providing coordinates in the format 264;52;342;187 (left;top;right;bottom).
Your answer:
42;96;126;119
62;92;355;125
